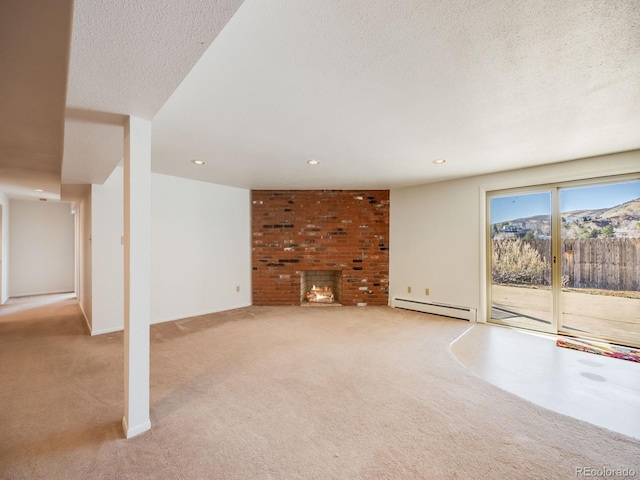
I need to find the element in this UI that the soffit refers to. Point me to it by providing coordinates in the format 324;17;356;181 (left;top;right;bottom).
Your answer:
61;0;244;186
0;0;73;199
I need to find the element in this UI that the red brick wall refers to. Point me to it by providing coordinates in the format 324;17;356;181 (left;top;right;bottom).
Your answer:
252;190;389;306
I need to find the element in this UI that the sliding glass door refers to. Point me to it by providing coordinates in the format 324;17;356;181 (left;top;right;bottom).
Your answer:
488;177;640;347
489;191;555;334
559;181;640;346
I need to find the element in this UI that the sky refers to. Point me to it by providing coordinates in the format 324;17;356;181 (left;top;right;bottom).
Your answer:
490;180;640;223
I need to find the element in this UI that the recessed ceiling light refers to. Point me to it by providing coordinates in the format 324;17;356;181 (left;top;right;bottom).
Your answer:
191;160;205;165
433;159;446;165
307;159;320;165
34;189;44;192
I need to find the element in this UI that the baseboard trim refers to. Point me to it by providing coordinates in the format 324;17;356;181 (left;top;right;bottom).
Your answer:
88;304;254;334
91;325;124;336
10;289;74;298
91;303;252;336
122;416;151;439
151;303;252;325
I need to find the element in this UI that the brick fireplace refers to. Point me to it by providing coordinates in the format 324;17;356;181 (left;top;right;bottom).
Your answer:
252;190;389;306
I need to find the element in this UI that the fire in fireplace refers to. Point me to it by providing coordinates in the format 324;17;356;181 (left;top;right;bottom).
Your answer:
306;285;335;304
301;270;342;305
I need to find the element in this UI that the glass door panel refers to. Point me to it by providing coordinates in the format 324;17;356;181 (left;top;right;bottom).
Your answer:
559;180;640;346
489;192;554;333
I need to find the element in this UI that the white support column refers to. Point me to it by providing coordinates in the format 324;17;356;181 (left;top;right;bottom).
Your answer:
122;116;151;439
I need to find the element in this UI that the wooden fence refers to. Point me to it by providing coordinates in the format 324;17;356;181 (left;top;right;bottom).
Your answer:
494;238;640;291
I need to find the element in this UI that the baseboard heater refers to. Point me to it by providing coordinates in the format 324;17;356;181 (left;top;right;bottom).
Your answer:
391;298;477;322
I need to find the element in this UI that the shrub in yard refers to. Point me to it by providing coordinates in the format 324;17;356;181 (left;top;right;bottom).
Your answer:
492;239;548;285
578;227;600;238
601;225;615;238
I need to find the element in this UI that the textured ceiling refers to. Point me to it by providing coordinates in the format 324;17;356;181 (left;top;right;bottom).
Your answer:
60;0;244;188
0;0;73;199
3;0;640;200
66;0;245;120
151;0;640;189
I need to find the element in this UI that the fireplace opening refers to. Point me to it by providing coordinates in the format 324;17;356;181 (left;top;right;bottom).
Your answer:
301;270;342;306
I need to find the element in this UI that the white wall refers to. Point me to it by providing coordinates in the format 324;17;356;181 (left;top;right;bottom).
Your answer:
0;190;9;304
77;188;92;330
91;167;123;334
9;200;75;297
90;168;251;334
151;173;251;323
389;150;640;321
391;175;481;310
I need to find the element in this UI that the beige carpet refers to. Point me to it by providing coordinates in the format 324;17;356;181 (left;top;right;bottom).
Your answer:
0;298;638;479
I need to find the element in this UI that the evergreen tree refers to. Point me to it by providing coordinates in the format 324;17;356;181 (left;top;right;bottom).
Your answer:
602;225;615;238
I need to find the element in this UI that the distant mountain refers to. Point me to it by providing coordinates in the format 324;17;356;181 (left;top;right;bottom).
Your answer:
561;208;608;223
492;198;640;239
600;198;640;220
